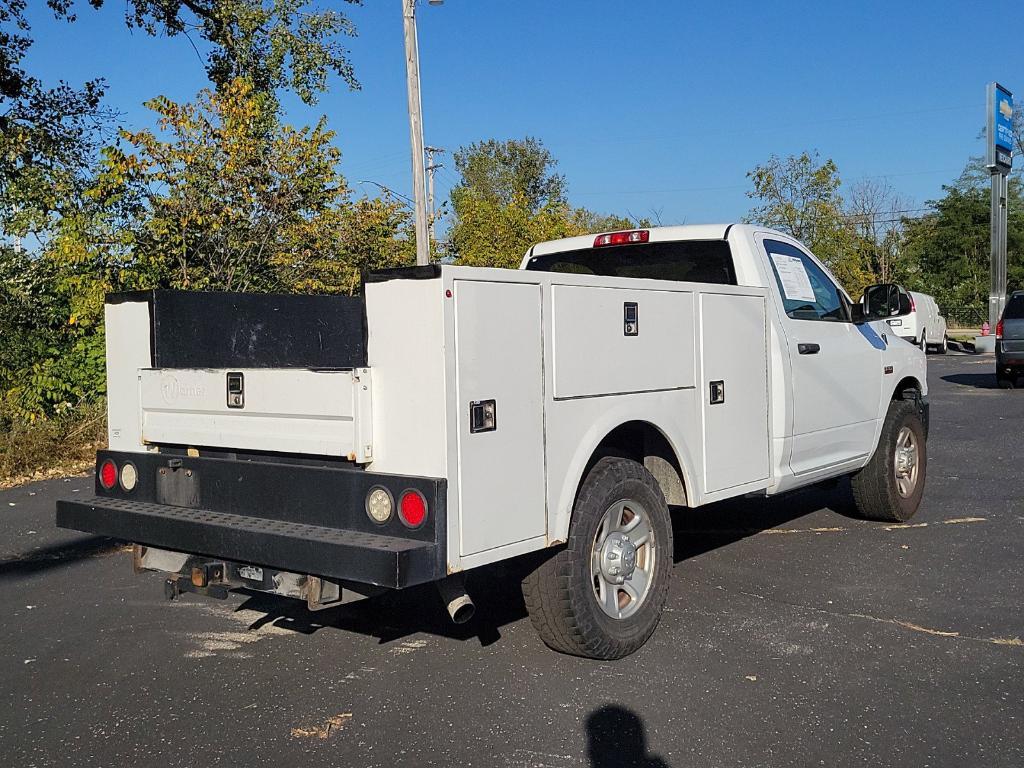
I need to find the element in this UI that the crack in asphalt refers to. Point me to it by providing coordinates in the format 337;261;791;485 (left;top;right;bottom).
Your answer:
729;586;1023;650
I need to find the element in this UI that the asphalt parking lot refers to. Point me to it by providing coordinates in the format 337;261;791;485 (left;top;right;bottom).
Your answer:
1;353;1021;768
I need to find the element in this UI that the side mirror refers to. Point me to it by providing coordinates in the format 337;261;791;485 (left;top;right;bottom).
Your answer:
860;283;903;322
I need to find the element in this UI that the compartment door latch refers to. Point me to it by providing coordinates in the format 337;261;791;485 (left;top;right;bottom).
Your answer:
469;399;497;433
226;372;244;408
623;302;639;336
709;380;726;405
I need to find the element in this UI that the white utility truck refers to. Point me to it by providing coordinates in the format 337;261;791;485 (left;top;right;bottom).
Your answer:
58;224;929;659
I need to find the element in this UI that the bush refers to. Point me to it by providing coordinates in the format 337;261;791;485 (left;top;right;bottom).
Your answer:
0;400;107;485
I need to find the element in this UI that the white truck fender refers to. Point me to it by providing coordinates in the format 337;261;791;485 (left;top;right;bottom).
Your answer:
547;399;699;545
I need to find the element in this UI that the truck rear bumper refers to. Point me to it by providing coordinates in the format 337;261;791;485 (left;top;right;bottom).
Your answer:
56;451;447;589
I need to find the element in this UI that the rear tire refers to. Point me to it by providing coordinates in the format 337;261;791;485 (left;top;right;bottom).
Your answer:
850;399;927;523
522;457;673;659
998;375;1015;390
938;335;948;354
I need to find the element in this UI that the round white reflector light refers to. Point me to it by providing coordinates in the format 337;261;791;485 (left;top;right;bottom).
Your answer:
120;463;138;492
366;487;393;524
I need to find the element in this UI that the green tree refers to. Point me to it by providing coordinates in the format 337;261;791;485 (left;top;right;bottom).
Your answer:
0;244;106;419
121;0;361;104
54;78;412;303
845;178;911;284
0;1;372;432
1;0;114;241
447;137;643;269
452;137;567;213
900;172;1023;325
745;151;874;296
2;0;362;241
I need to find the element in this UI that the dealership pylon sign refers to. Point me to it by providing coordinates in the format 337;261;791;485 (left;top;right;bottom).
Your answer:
987;83;1013;329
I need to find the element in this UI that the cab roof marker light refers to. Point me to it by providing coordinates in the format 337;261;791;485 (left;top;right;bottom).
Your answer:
593;229;649;248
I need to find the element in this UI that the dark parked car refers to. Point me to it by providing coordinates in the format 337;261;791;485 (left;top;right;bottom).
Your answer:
996;291;1024;389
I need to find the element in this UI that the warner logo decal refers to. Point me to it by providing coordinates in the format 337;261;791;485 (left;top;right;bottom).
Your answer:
159;374;205;405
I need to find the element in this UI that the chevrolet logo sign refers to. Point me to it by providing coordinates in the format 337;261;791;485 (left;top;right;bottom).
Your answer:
1000;98;1013;119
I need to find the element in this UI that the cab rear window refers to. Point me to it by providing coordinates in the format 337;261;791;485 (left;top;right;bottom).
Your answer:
524;240;737;285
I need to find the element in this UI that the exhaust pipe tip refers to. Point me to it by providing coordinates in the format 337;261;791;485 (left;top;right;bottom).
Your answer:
447;594;475;624
437;575;475;624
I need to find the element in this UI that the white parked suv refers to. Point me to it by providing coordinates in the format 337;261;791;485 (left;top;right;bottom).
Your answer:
864;285;947;353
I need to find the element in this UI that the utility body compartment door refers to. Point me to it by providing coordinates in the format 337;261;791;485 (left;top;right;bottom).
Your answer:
454;280;546;556
550;285;695;398
699;293;770;492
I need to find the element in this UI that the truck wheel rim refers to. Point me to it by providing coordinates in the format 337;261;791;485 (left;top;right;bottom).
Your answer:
590;500;656;620
893;426;920;498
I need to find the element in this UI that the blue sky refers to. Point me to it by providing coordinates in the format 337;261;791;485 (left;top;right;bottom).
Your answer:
24;1;1023;228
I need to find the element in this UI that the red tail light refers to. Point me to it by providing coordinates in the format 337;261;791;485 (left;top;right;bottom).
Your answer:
909;294;916;312
98;459;118;490
996;320;1004;339
594;229;649;247
398;489;428;528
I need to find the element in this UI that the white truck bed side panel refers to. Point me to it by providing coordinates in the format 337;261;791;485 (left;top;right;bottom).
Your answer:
699;293;770;492
105;300;152;451
364;279;447;479
453;280;546;556
139;369;360;456
551;285;695;398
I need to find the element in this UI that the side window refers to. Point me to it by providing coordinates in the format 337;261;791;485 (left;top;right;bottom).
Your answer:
764;239;850;322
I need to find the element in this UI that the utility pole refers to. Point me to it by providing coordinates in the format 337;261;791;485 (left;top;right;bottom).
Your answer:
425;145;444;241
402;0;431;266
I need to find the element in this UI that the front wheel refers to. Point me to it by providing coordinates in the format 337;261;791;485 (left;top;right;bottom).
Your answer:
522;457;673;659
850;399;927;522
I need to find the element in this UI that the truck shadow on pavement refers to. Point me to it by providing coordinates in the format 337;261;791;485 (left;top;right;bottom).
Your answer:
231;484;853;650
672;481;858;561
940;372;999;389
0;535;121;581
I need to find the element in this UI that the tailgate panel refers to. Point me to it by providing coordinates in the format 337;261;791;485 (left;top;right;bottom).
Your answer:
140;368;372;458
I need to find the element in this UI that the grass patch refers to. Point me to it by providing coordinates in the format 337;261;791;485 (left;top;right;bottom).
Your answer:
0;400;107;488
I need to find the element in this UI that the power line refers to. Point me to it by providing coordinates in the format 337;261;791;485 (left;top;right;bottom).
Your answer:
573;168;963;197
841;207;933;220
566;103;983;148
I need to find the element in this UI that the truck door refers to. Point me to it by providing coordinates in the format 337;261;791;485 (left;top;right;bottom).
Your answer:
759;237;883;475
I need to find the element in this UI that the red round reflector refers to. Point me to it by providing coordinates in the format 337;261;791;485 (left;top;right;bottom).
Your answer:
99;459;118;490
398;490;427;528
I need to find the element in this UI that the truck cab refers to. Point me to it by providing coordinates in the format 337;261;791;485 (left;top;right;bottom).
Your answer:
58;224;929;659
